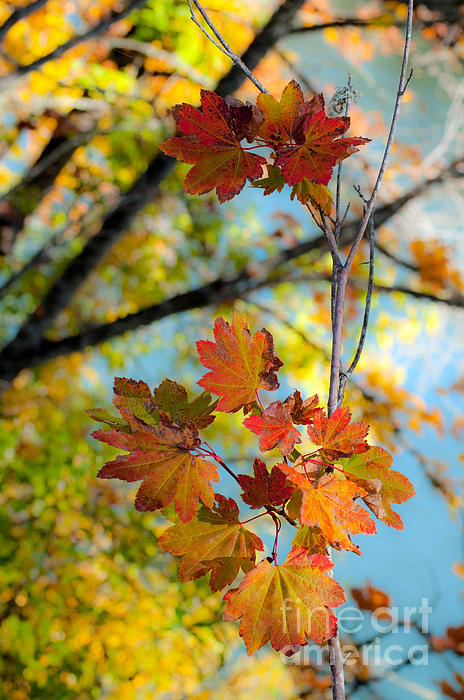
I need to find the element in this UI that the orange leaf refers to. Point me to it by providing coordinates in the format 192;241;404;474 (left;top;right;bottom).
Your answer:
92;414;218;522
159;495;263;592
279;466;376;554
243;401;302;455
351;582;392;617
307;406;369;460
341;446;415;529
196;312;283;413
223;547;344;654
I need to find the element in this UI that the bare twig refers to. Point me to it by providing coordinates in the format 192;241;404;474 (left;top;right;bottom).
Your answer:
334;74;353;239
187;0;269;93
344;0;414;275
338;213;376;404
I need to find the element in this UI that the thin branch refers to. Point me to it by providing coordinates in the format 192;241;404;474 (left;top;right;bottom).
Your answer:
344;0;414;275
335;74;353;239
338;213;376;403
0;0;49;43
290;17;394;35
0;0;306;381
187;0;269;93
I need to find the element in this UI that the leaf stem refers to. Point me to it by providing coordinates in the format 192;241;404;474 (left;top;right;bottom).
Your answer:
255;389;264;411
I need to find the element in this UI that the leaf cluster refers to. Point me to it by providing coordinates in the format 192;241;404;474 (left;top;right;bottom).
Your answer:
90;312;414;656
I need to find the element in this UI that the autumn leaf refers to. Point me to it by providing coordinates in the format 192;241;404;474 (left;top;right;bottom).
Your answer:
160;90;266;203
243;400;302;455
196;312;283;413
243;391;321;455
440;674;464;700
280;465;376;554
237;459;293;509
290;179;333;214
159;495;263;592
257;81;324;147
86;407;130;432
112;376;156;425
291;525;328;554
275;106;370;186
341;446;415;529
431;625;464;656
147;378;217;429
251;165;285;195
307;406;369;460
223;546;344;654
92;414;218;522
351;582;392;618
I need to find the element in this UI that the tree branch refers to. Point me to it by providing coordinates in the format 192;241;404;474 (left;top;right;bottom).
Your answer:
0;0;306;374
187;0;268;93
2;164;461;380
0;0;49;43
338;214;375;403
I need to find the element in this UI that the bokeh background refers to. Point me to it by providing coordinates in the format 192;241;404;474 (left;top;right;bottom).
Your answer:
0;0;464;698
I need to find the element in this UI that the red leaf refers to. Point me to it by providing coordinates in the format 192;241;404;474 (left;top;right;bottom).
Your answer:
275;107;370;186
243;401;302;455
307;406;369;460
196;312;283;413
92;414;218;522
237;458;293;509
160;90;266;203
223;546;344;654
257;81;324;147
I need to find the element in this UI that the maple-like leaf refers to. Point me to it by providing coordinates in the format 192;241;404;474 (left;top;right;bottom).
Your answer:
275;106;370;186
257;81;325;147
279;465;376;554
285;390;321;425
146;378;217;429
341;446;415;529
251;165;285;195
86;407;130;432
290;179;333;214
243;401;302;455
112;377;156;425
237;459;293;509
307;406;369;460
243;390;321;455
351;582;392;618
223;546;345;654
291;525;328;555
196;312;283;413
92;414;218;522
160;90;266;203
159;495;263;592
